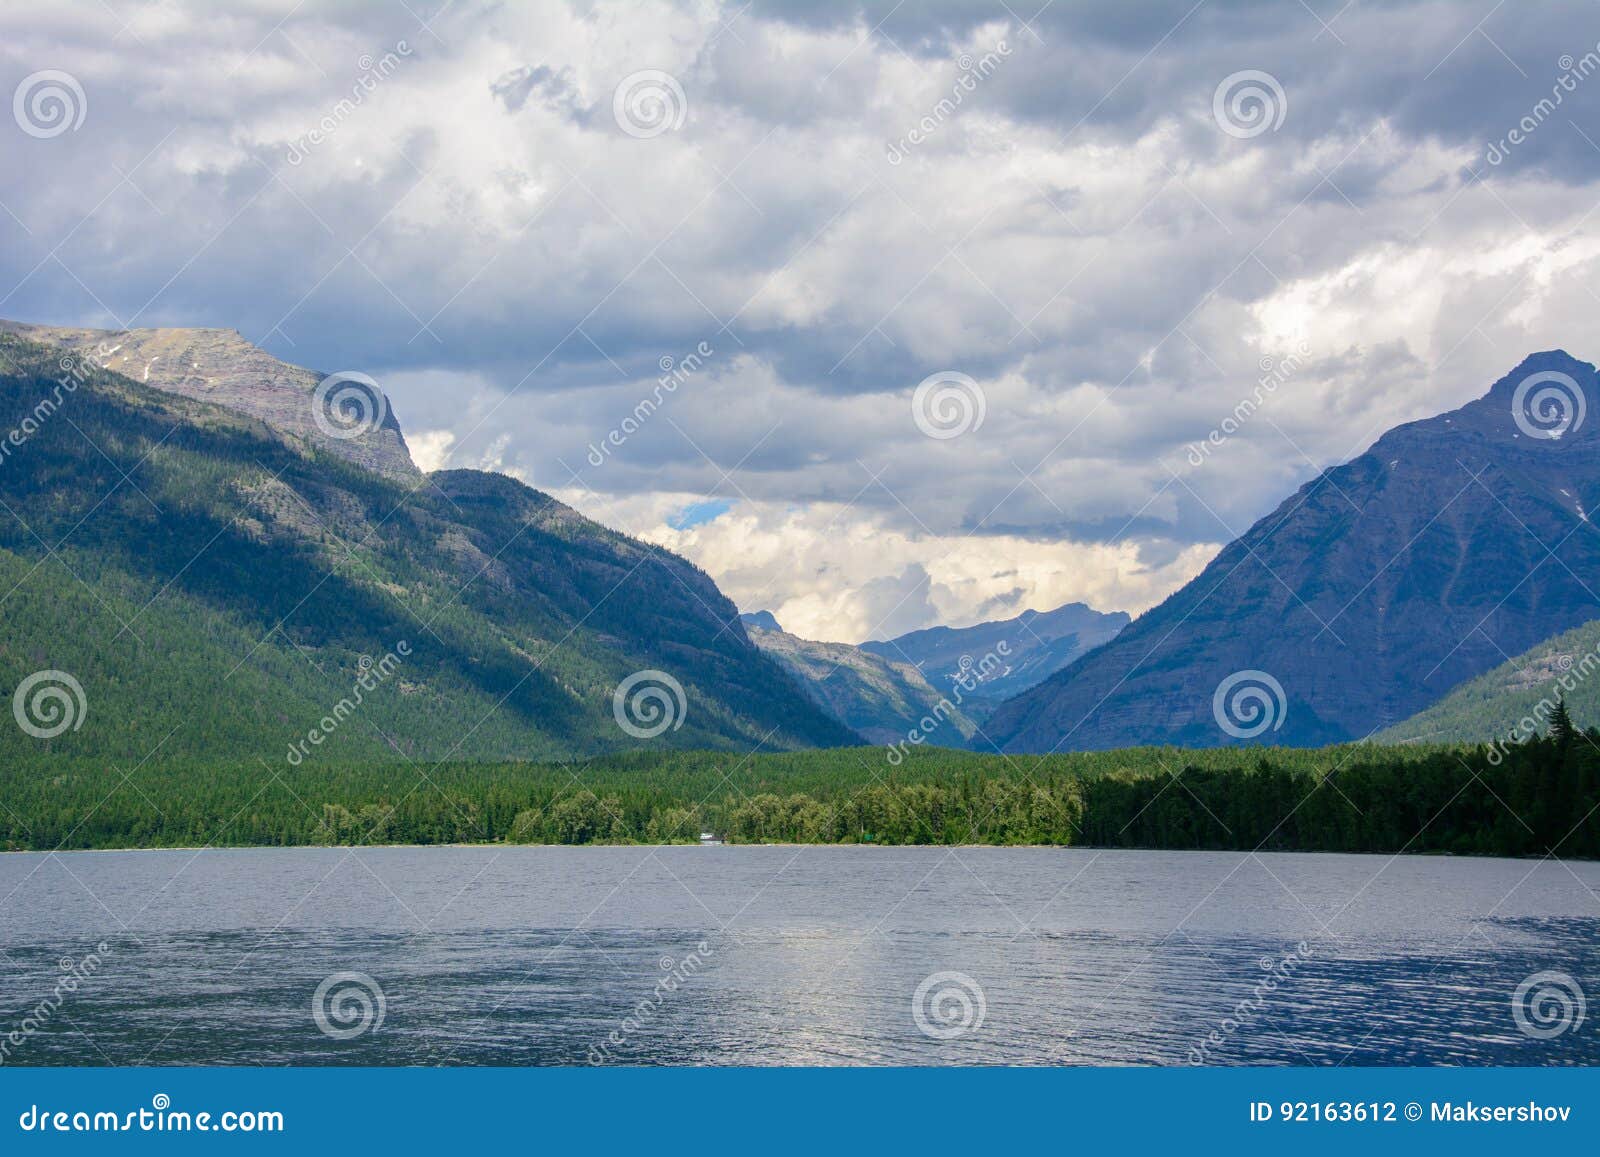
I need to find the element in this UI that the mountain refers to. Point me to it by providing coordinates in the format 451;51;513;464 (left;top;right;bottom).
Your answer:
1381;617;1600;745
744;624;977;746
861;602;1129;720
989;351;1600;752
740;610;784;632
0;320;418;480
0;326;856;762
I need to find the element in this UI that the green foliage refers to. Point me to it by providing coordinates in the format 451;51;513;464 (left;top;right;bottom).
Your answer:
1551;696;1575;749
2;739;1594;857
1382;616;1600;745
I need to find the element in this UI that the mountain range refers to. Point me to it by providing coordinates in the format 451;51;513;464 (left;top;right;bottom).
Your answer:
0;324;855;762
740;616;978;745
738;603;1128;746
9;317;1600;762
860;603;1130;721
989;350;1600;752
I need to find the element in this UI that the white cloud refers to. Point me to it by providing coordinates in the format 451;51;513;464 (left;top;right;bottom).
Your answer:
406;428;456;473
557;489;1217;642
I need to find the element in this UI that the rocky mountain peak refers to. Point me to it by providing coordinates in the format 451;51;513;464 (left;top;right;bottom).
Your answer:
1401;349;1600;448
0;319;419;481
988;352;1600;751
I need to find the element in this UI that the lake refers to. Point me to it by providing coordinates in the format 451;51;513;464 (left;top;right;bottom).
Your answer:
0;846;1596;1065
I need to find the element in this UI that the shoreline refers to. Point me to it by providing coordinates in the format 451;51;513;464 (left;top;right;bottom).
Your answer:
0;842;1563;860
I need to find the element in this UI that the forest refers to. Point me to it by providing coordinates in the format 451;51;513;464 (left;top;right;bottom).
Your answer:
3;729;1597;858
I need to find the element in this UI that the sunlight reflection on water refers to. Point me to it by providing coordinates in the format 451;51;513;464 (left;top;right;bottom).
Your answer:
0;846;1595;1066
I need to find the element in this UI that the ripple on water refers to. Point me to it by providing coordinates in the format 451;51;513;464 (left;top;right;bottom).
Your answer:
0;847;1595;1065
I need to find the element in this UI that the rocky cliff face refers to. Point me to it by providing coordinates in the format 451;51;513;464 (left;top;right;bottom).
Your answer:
989;351;1600;752
0;320;418;480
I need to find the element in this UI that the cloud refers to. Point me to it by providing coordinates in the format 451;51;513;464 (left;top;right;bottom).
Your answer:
3;0;1599;632
558;489;1218;642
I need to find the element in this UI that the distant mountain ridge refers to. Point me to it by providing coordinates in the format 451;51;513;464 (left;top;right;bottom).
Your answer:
862;602;1130;720
740;610;784;633
743;622;977;746
989;351;1600;752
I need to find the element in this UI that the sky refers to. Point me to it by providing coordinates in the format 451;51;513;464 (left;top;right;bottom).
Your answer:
4;0;1600;642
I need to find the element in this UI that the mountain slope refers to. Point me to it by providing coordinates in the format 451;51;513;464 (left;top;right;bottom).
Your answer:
746;624;977;746
861;602;1129;720
1381;617;1600;744
990;351;1600;752
0;320;418;480
0;330;855;762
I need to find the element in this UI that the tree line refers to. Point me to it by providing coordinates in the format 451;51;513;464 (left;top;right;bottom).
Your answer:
3;734;1596;857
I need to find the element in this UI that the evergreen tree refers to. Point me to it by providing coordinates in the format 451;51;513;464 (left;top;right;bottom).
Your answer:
1551;695;1576;749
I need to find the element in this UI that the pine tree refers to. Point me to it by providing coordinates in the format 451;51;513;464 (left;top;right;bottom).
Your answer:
1551;695;1576;749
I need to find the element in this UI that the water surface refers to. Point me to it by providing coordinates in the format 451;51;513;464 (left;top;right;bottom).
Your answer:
0;846;1596;1065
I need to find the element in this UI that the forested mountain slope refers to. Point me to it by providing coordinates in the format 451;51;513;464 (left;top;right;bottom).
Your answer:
1382;616;1600;744
0;331;854;763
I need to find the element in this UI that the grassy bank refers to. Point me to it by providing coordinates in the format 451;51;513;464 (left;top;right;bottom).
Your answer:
2;739;1597;857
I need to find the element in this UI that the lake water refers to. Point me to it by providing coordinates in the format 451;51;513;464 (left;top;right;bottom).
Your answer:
0;846;1596;1066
